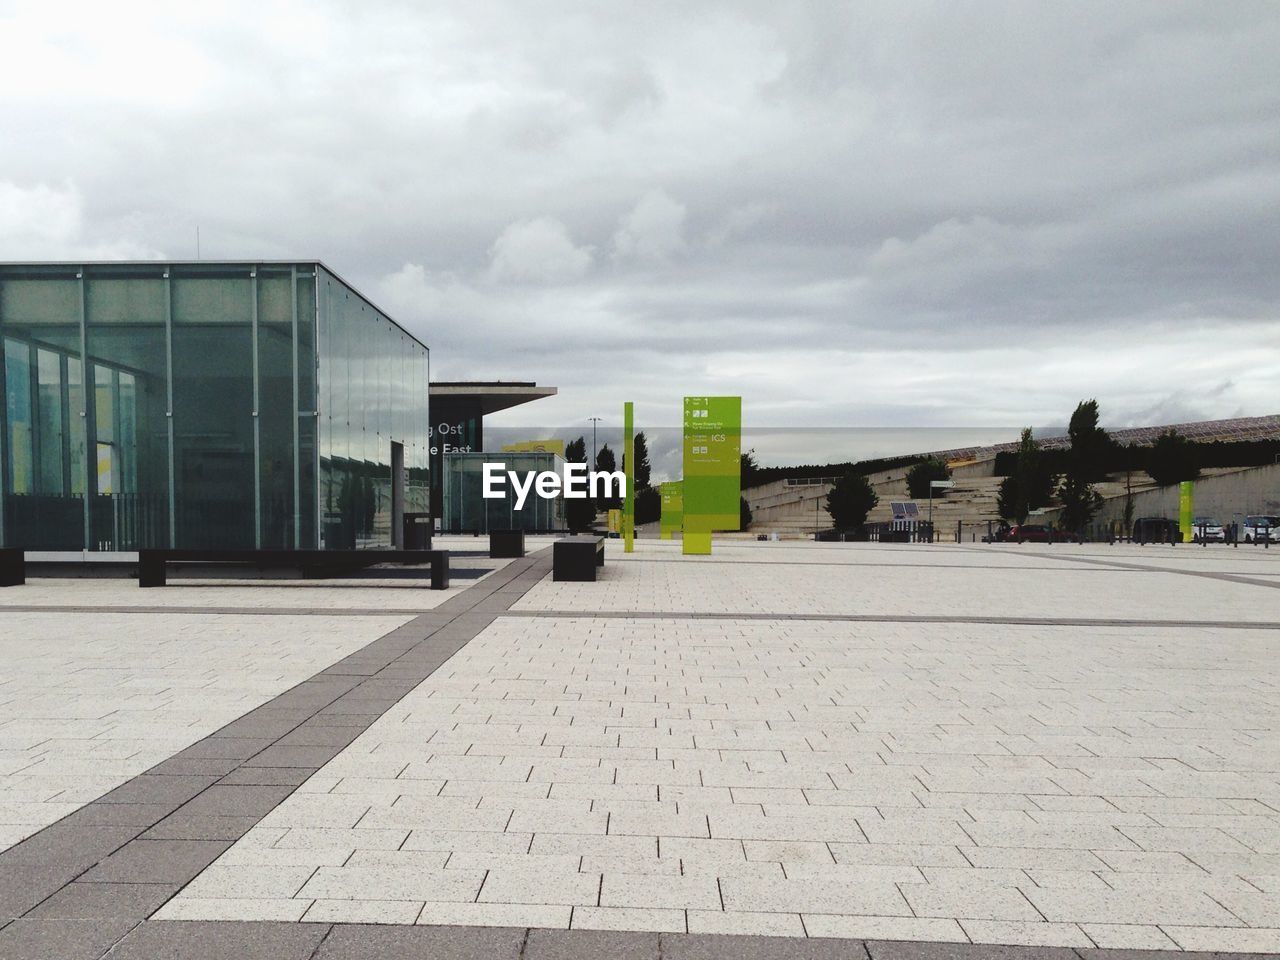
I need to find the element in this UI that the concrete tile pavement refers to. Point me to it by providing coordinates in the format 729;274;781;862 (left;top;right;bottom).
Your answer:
2;538;1278;956
0;610;409;851
162;568;1279;950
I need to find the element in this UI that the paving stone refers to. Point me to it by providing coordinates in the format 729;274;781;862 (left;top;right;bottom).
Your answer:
525;927;660;959
218;767;316;787
685;910;806;937
663;931;871;958
571;905;686;932
81;839;232;884
0;917;135;960
0;865;82;918
311;922;525;959
140;813;260;841
27;880;179;919
298;865;486;902
866;943;1078;960
107;918;329;959
802;917;964;943
303;898;424;924
170;784;296;819
478;867;600;906
0;823;140;870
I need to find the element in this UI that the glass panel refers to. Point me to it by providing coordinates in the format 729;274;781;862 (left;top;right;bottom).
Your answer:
314;269;428;549
1;275;86;548
68;357;85;497
257;271;294;548
296;272;317;547
85;274;170;549
171;273;254;548
36;348;64;495
4;340;33;496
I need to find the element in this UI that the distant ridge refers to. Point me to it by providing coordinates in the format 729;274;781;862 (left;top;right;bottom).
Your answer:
932;414;1280;463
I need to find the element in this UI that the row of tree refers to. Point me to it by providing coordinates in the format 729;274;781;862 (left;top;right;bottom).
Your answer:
993;399;1195;529
561;432;660;533
819;400;1140;533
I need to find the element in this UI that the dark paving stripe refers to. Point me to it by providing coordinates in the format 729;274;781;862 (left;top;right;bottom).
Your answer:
0;605;463;615
0;919;1264;960
500;609;1280;630
0;550;553;959
957;544;1280;591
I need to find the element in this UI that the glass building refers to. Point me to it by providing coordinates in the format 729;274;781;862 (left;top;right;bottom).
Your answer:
441;451;565;534
0;262;428;553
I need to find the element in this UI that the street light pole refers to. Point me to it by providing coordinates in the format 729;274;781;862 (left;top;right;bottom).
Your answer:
588;417;601;466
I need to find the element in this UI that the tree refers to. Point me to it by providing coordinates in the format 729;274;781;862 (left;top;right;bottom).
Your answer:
740;449;760;489
635;487;660;525
1056;400;1112;533
996;475;1021;523
1057;473;1103;532
563;436;595;533
998;428;1053;524
740;496;753;531
906;458;950;499
1147;429;1201;487
594;444;619;510
1065;399;1113;483
632;432;652;490
826;472;879;531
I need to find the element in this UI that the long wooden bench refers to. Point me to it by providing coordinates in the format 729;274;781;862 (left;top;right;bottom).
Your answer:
137;549;450;589
553;536;605;582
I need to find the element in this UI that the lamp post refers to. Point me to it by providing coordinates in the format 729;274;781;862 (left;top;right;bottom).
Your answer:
588;417;601;465
928;479;955;528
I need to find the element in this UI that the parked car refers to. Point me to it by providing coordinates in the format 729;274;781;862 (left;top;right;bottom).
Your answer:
1132;517;1180;543
1242;515;1280;543
1191;517;1224;543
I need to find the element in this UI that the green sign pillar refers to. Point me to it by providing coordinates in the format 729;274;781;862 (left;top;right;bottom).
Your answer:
682;396;741;555
659;481;683;540
623;401;635;553
1179;480;1194;543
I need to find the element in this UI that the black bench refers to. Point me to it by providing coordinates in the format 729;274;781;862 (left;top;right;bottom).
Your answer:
489;529;525;559
0;548;23;587
137;549;450;590
553;536;605;582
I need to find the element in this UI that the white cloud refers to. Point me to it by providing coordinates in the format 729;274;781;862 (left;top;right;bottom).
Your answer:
0;180;163;260
486;216;593;283
0;2;1277;452
612;189;687;263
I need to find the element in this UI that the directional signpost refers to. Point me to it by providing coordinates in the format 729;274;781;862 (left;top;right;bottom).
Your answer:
682;396;741;555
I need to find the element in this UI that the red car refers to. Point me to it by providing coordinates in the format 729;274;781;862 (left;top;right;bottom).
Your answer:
1009;524;1080;543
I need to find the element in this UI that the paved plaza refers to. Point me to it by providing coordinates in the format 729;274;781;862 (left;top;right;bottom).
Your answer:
0;538;1276;958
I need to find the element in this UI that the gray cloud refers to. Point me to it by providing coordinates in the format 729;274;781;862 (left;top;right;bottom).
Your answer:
1;1;1277;464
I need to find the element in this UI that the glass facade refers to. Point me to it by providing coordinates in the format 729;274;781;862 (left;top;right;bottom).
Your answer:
0;262;428;552
441;452;565;534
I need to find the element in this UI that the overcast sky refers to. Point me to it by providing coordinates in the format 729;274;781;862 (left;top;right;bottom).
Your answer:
2;1;1277;465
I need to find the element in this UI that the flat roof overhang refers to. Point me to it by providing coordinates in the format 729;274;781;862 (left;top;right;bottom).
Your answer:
429;381;557;416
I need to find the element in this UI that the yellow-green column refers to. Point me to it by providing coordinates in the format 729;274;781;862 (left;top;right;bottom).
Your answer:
623;401;635;553
1179;480;1194;543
